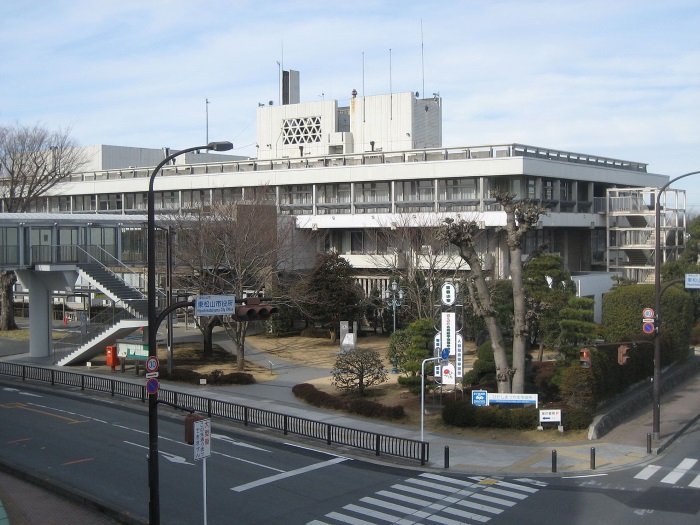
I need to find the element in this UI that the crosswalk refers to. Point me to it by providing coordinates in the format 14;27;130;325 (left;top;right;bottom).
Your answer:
308;473;545;524
634;457;700;488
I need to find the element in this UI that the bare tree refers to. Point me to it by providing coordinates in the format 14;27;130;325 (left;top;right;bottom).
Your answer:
365;215;471;322
439;193;546;393
0;123;86;330
331;347;388;396
172;198;288;370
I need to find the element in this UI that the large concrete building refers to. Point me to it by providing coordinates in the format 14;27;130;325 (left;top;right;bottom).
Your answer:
0;72;687;363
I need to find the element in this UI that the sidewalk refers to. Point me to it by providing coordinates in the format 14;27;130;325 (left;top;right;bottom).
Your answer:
1;329;700;523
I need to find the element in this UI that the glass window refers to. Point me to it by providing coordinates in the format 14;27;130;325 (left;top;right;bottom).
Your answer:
355;182;390;203
395;180;434;202
439;179;477;200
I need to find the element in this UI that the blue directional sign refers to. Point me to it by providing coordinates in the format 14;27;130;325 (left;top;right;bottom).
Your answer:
472;390;488;407
441;347;450;360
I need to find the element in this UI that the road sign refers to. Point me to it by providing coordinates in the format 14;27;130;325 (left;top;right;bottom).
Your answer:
146;377;160;395
642;308;654;319
539;409;562;423
146;356;159;373
472;390;488;407
643;322;655;334
195;295;235;316
686;274;700;289
441;347;450;360
145;372;159;379
193;418;211;461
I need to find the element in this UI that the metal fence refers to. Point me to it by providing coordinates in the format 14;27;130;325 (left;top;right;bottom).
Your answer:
0;362;429;465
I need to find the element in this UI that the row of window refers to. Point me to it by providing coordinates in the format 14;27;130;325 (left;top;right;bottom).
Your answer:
32;177;594;214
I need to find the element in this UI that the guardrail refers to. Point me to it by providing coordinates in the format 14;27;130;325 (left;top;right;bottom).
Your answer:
0;362;429;465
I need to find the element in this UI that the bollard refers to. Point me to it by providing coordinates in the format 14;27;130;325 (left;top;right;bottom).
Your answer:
647;433;652;454
590;447;596;470
444;446;450;469
552;450;557;473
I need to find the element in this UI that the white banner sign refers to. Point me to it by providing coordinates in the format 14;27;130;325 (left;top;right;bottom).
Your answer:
488;393;539;408
441;312;456;355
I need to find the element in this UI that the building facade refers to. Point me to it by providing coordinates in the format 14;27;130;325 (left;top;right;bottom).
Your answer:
0;86;685;305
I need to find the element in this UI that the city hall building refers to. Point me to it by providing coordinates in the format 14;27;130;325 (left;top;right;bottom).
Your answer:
0;72;686;363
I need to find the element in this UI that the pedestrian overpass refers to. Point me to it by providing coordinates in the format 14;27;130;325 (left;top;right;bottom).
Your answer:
0;213;163;365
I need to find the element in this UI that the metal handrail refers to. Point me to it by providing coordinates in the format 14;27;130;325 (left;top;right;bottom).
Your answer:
0;362;429;465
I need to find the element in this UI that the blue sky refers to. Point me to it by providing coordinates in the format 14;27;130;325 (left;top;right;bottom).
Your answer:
2;0;699;209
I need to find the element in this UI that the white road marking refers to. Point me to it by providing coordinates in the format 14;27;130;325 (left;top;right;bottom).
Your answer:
635;465;662;480
213;433;269;451
661;458;697;484
231;456;348;492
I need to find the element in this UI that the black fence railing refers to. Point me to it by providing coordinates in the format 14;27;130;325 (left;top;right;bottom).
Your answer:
0;362;429;465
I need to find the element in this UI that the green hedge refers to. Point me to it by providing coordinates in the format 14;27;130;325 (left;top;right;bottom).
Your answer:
292;383;405;420
601;284;692;366
442;401;592;430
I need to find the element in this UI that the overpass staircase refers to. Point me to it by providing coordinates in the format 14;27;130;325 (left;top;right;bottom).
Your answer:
54;259;153;366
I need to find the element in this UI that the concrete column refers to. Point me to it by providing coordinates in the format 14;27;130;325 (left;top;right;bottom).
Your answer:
16;269;78;359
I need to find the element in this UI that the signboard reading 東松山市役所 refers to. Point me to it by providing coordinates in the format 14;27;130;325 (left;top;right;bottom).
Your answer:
685;274;700;289
195;295;235;316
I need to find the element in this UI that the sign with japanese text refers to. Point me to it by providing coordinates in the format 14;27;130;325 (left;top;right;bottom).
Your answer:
193;418;211;461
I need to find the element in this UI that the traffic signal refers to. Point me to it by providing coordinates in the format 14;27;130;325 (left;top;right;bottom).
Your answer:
579;348;592;367
617;345;630;366
233;297;278;322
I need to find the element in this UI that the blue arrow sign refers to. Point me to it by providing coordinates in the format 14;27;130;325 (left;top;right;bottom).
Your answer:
441;347;450;360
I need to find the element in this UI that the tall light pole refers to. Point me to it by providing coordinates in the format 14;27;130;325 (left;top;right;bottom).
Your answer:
384;280;404;332
652;170;700;440
147;141;232;525
421;356;442;442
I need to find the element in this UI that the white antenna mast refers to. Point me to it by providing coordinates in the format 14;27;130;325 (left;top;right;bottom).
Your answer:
421;19;425;99
205;98;210;144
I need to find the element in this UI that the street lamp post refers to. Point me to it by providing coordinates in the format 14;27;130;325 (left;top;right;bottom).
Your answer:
147;141;232;525
421;357;441;442
652;170;700;440
384;280;404;333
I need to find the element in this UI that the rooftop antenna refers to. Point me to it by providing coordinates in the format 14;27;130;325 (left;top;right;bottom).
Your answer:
276;61;281;105
389;48;393;120
362;51;366;123
421;19;425;100
205;98;210;144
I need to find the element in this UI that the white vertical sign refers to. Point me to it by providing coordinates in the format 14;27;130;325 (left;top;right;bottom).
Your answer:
441;312;456;355
455;334;463;378
193;418;211;460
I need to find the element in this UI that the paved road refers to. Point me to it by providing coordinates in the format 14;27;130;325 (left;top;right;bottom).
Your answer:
1;325;700;523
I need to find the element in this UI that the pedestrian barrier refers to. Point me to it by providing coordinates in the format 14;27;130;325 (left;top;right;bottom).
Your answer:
0;362;429;465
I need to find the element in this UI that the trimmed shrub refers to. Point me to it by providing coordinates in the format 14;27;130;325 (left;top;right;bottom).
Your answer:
442;401;539;429
398;375;423;394
292;383;405;419
347;398;405;420
292;383;345;410
168;369;203;383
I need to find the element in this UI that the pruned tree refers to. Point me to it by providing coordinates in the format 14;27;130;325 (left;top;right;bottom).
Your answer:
0;123;86;331
292;252;365;342
387;318;435;375
559;296;597;355
523;252;576;360
331;347;388;396
438;193;546;393
172;199;287;370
